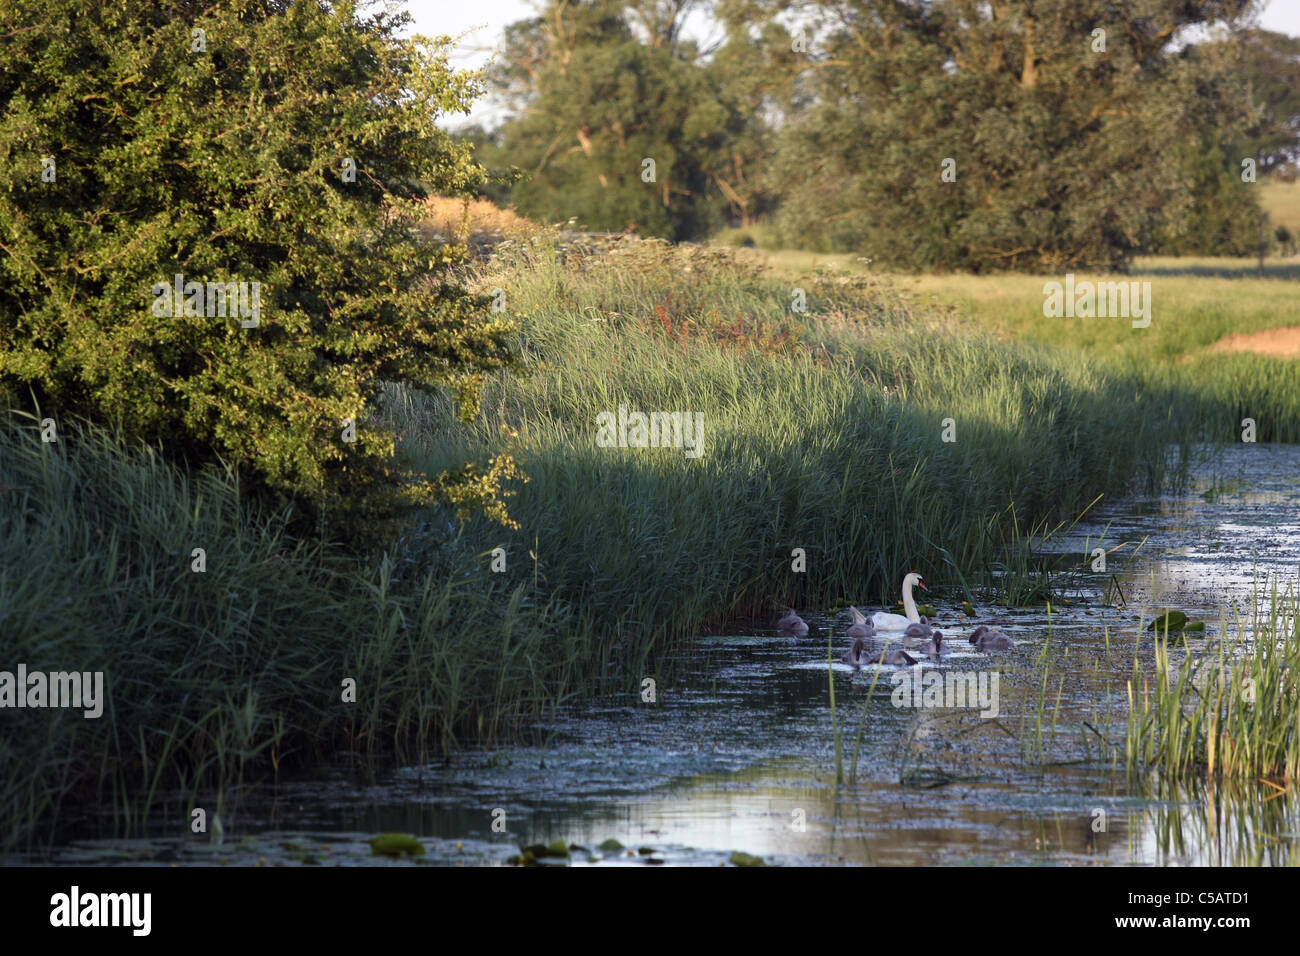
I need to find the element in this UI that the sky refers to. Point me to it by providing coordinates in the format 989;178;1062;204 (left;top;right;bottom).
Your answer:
399;0;1300;125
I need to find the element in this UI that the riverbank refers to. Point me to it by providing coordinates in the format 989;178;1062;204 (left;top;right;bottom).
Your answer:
4;235;1295;850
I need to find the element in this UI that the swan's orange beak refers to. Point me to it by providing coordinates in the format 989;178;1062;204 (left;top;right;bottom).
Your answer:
918;581;928;591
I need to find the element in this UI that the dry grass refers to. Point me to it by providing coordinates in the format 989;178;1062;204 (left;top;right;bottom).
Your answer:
418;196;538;245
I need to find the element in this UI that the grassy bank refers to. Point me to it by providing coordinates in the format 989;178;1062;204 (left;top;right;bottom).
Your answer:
391;237;1187;640
720;247;1300;439
0;420;577;850
4;234;1292;849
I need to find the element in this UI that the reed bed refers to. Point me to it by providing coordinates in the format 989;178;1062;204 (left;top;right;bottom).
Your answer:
391;236;1181;636
0;420;576;850
1126;580;1300;781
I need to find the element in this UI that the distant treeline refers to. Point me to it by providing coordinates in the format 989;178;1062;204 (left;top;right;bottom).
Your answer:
459;0;1300;271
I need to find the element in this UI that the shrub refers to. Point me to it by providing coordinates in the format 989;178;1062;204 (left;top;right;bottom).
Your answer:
0;0;521;544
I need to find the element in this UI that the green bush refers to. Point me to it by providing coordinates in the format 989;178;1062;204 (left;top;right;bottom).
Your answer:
0;0;520;544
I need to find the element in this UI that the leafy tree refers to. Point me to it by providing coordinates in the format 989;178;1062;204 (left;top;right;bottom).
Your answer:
1146;33;1262;257
489;0;766;239
767;0;1261;271
0;0;522;544
1235;28;1300;174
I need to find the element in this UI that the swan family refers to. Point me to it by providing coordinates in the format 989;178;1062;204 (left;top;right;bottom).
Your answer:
781;571;1014;667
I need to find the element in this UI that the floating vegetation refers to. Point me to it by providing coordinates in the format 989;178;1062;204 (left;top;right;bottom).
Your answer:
1146;610;1190;632
368;834;426;857
507;840;572;866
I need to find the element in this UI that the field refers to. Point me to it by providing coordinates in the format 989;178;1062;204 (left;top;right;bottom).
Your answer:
721;178;1300;360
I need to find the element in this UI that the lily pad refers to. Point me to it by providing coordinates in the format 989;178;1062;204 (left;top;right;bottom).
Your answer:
1146;610;1189;632
597;839;624;853
368;833;426;857
917;604;938;618
512;842;571;866
637;846;656;856
729;851;766;867
1183;621;1205;632
521;841;570;859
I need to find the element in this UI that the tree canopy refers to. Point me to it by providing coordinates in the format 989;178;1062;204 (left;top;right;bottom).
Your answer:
477;0;1289;270
0;0;522;542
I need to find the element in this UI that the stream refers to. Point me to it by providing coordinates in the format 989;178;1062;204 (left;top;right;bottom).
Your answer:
17;443;1300;866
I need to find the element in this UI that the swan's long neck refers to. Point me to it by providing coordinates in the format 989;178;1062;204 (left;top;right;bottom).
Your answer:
902;580;920;623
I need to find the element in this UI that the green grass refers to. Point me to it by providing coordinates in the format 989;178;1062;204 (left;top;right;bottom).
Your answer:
1261;179;1300;237
710;244;1300;440
0;416;580;851
884;260;1300;364
723;241;1300;359
1126;581;1300;781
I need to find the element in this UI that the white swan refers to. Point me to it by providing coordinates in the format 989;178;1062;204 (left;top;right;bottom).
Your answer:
870;572;927;631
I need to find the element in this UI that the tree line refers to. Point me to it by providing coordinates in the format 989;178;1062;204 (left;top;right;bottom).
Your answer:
461;0;1300;271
